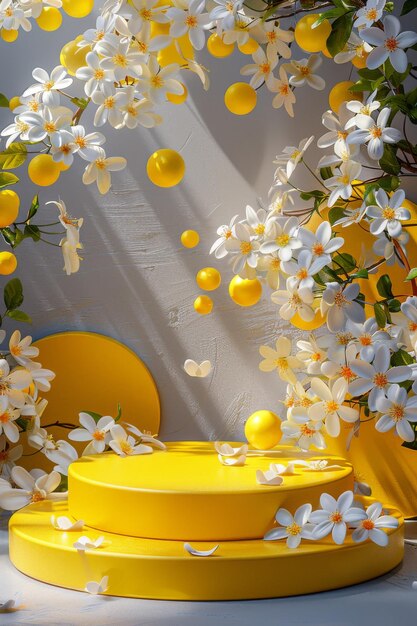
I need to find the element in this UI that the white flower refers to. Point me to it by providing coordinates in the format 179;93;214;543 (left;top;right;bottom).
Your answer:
217;13;253;46
73;535;105;551
260;217;301;261
281;249;327;292
0;359;32;409
272;278;315;324
0;397;20;443
0;466;65;511
258;337;301;384
256;468;284;486
349;345;411;411
283;55;325;90
209;0;243;31
324;160;362;207
310;490;366;544
69;412;115;454
128;0;169;37
346;317;392;362
366;188;410;238
0;0;31;31
76;52;113;97
240;46;278;89
137;57;182;104
345;89;380;129
0;434;22;479
81;14;116;47
347;107;402;160
109;424;153;456
264;503;313;548
243;204;271;238
82;148;127;195
0;115;32;148
273;136;314;179
51;515;84;531
184;542;219;556
50;130;78;167
334;32;372;64
124;423;166;450
373;230;409;266
22;65;73;105
351;501;398;546
85;576;109;595
281;411;326;451
97;34;144;81
296;335;330;375
218;454;246;466
308;377;359;438
119;91;162;129
333;203;367;228
262;20;293;59
20;106;71;143
215;442;248;456
268;66;296;116
210;214;239;259
68;125;106;161
92;83;128;128
299;220;344;261
317;106;355;154
322;282;365;332
46;440;78;475
183;359;212;377
361;15;417;73
9;331;39;366
168;0;211;50
257;253;282;289
375;384;417;442
225;222;260;274
355;0;386;28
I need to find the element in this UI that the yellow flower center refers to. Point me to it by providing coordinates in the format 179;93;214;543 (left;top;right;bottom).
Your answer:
300;423;315;437
93;430;105;441
336;332;353;346
373;372;388;388
382;207;396;220
359;334;372;346
267;31;277;43
75;136;87;148
409;322;417;332
224;229;232;240
300;66;310;76
151;74;164;88
95;158;107;170
0;412;10;424
326;400;339;414
370;125;382;138
340;365;355;381
296;268;309;280
389;403;405;422
185;15;198;27
240;241;253;255
276;233;290;247
311;352;322;362
385;37;398;52
254;224;265;235
104;96;115;109
270;258;280;270
31;491;45;503
300;396;313;407
140;8;152;20
59;144;72;155
366;8;377;20
94;69;105;80
120;440;133;454
259;62;271;75
334;292;347;308
112;53;127;67
286;522;301;536
330;511;343;524
362;518;375;530
44;121;56;133
312;242;324;256
44;81;54;91
279;84;290;96
338;131;348;140
275;357;288;370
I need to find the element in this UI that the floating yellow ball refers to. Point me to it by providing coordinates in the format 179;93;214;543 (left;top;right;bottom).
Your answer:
0;251;17;276
62;0;94;18
157;33;194;67
245;410;281;450
8;96;20;111
167;83;188;104
194;295;213;315
1;28;18;42
36;7;62;31
60;37;90;76
238;38;258;55
229;275;262;307
224;82;257;116
329;80;362;114
146;149;185;188
28;154;61;187
196;267;221;291
181;230;199;248
0;190;20;228
294;14;331;53
290;305;326;331
207;33;234;58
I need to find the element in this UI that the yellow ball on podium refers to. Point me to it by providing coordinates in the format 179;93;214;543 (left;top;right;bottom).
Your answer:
245;410;281;450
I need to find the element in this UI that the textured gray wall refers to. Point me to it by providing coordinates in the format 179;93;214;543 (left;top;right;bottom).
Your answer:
0;7;357;441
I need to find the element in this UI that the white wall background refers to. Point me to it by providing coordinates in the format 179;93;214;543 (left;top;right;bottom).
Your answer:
0;6;369;441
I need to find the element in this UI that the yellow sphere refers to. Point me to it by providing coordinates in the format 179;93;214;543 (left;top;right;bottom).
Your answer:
238;38;259;55
291;302;326;331
229;275;262;307
28;154;61;187
167;83;188;104
57;160;71;171
294;14;331;53
1;28;18;42
352;51;369;69
157;34;194;67
329;80;362;114
194;295;213;315
146;149;185;188
62;0;94;18
224;82;257;116
0;190;20;228
245;410;281;450
8;96;21;111
207;33;234;58
0;251;17;275
181;229;199;248
60;37;90;76
196;267;221;291
36;7;62;31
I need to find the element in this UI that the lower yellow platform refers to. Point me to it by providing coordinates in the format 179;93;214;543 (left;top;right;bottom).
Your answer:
9;499;404;600
68;442;354;540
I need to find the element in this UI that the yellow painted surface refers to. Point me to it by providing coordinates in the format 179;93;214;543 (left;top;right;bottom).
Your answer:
9;498;404;600
69;442;353;540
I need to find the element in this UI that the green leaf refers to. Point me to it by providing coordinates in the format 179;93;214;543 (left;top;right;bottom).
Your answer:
80;410;103;423
115;403;122;422
406;268;417;281
333;252;356;273
328;205;346;225
379;144;400;175
320;167;333;181
391;348;414;366
4;277;23;311
0;94;8;108
24;224;40;242
326;12;354;56
358;68;383;80
401;0;417;15
0;143;27;170
1;227;16;247
354;269;369;279
26;195;39;221
0;172;19;189
313;8;346;26
374;302;387;328
376;274;393;298
300;190;325;201
6;309;32;323
387;298;401;313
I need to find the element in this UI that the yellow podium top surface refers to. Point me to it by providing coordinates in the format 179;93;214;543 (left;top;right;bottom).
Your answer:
69;441;352;495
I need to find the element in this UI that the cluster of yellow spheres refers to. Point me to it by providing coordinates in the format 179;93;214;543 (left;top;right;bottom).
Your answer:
194;268;221;315
0;190;19;275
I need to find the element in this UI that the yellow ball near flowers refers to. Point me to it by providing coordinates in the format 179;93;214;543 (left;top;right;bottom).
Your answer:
36;7;62;31
238;38;258;55
28;154;61;187
229;275;262;307
0;190;20;228
60;37;91;76
0;251;17;275
207;33;234;58
329;81;362;114
181;230;199;248
194;295;213;315
62;0;94;18
245;410;281;450
196;267;221;291
294;14;331;53
1;28;18;42
224;82;257;115
9;96;21;111
146;149;185;188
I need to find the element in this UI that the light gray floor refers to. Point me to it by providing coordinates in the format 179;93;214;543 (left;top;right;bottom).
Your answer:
1;512;417;626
